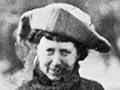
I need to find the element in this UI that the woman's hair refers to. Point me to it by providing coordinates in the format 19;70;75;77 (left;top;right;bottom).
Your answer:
28;29;88;61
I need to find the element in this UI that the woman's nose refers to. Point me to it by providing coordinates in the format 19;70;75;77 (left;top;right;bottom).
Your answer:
50;53;62;69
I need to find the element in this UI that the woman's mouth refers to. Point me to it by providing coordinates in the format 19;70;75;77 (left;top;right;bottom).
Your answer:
49;69;63;76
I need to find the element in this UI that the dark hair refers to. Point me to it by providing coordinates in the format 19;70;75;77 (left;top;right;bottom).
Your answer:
28;29;88;61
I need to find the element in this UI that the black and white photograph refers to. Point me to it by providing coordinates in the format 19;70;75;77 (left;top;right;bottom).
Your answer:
0;0;120;90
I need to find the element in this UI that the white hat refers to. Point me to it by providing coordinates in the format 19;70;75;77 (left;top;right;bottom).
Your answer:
16;3;111;53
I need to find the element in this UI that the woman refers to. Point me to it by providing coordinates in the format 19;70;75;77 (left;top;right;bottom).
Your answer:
16;3;111;90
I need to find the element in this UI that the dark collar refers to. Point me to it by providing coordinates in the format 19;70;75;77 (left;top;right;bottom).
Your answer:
32;63;81;88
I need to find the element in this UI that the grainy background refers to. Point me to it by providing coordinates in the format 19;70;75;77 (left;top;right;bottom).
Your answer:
0;0;120;90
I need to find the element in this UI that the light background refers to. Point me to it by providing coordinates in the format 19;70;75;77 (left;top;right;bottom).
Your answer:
79;50;120;90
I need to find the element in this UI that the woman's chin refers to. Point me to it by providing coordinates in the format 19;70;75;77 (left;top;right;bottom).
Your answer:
47;73;61;80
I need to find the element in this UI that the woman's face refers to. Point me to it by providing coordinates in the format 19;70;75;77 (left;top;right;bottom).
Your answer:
37;37;78;80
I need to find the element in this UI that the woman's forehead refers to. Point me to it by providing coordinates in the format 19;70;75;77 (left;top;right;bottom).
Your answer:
37;37;76;50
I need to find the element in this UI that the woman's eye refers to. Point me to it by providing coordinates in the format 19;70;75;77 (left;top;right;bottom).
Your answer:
46;48;54;55
60;49;71;56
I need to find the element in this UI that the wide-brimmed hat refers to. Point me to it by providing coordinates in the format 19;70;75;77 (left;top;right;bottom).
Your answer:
16;3;111;53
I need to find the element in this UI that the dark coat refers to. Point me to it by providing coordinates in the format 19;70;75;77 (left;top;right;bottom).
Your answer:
17;77;104;90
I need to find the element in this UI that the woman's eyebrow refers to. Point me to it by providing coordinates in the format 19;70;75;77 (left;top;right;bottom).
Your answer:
60;49;71;53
